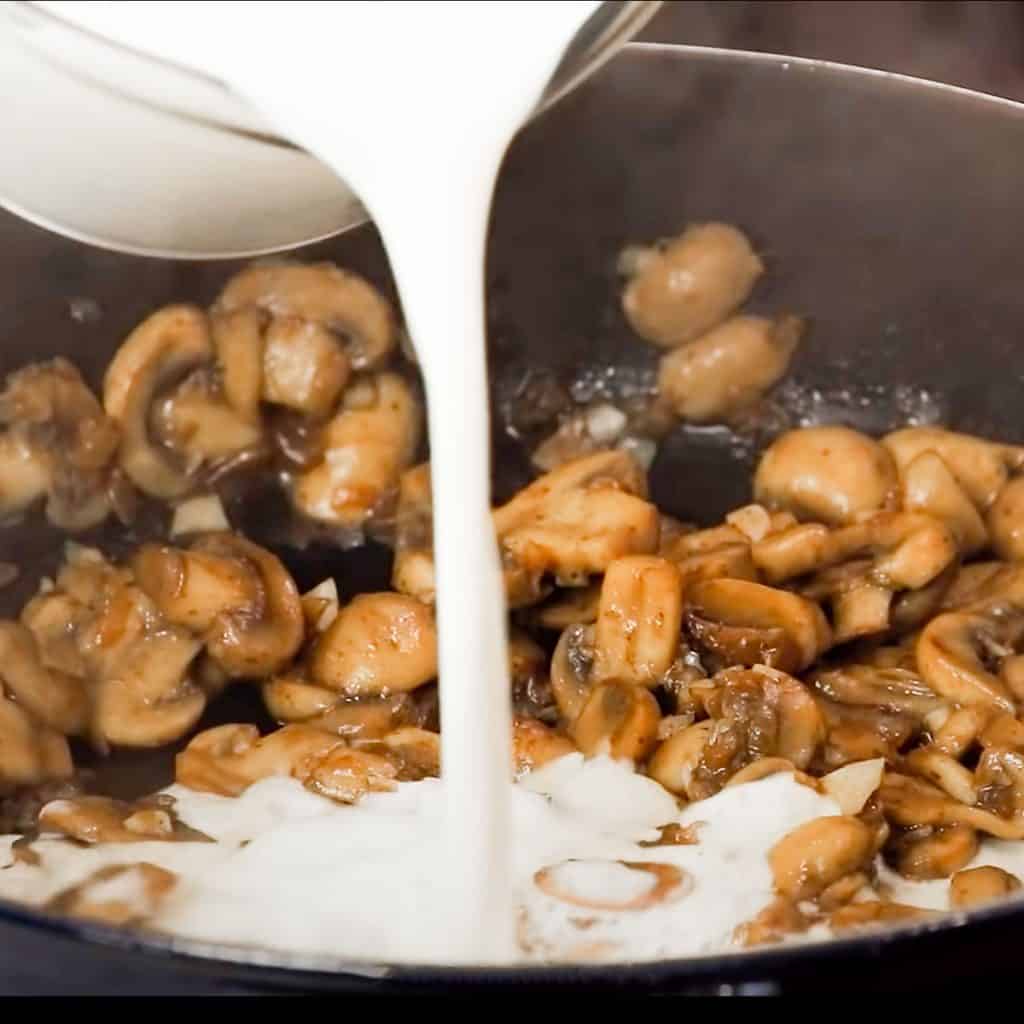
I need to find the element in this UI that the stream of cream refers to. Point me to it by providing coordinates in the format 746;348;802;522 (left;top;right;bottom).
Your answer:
36;0;602;963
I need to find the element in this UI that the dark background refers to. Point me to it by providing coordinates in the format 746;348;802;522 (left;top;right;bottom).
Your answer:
642;0;1024;101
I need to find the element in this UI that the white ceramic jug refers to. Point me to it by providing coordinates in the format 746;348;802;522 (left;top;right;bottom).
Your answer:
0;1;660;259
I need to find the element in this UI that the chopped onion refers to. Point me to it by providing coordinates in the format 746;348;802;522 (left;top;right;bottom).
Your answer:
585;404;627;445
171;495;230;538
302;578;340;633
821;759;885;815
726;504;773;543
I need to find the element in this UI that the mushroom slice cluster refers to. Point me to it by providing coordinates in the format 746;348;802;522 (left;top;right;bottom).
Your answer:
132;532;304;679
393;451;660;610
15;543;211;751
290;372;422;532
496;450;660;607
96;260;423;539
175;721;438;805
0;358;122;530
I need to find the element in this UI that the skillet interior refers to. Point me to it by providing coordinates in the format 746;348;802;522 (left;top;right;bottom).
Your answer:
1;43;1024;991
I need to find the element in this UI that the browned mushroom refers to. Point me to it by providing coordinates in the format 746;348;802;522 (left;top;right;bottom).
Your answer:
0;359;122;530
657;315;803;423
103;305;214;500
901;451;988;556
39;795;211;844
621;223;764;348
569;681;662;762
950;866;1022;909
0;694;72;788
263;676;417;740
310;593;438;697
392;463;436;603
659;523;759;593
883;427;1024;510
592;556;683;687
769;816;875;901
650;667;825;800
916;610;1021;713
988;476;1024;562
176;723;399;805
0;621;89;735
496;451;660;607
261;316;351;419
754;427;900;526
512;718;577;774
686;578;832;674
215;261;398;372
887;825;979;881
292;373;422;531
133;533;304;679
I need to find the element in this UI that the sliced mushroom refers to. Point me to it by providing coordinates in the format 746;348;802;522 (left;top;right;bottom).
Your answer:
809;663;943;720
769;816;875;901
0;433;50;522
494;449;649;532
133;533;304;679
950;866;1022;909
755;513;957;595
508;629;555;720
496;452;659;606
593;557;682;687
917;611;1018;713
569;680;661;762
151;369;264;464
902;451;988;555
657;315;803;423
686;578;832;674
364;727;441;781
828;901;934;933
883;427;1024;510
0;621;89;735
0;358;121;531
91;619;205;749
211;307;265;424
392;463;436;603
263;677;416;740
176;722;397;805
292;373;422;530
817;700;919;770
879;772;1024;840
904;747;979;806
39;795;209;844
512;718;577;775
622;223;764;348
887;825;979;881
262;316;351;418
303;745;399;804
667;667;825;799
215;261;397;371
528;584;602;631
176;722;346;797
647;721;715;799
660;523;759;592
311;593;438;697
0;694;72;788
754;427;899;527
104;305;214;500
550;624;597;723
988;476;1024;562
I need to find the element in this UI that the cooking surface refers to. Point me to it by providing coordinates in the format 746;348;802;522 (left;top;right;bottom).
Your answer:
3;0;1024;995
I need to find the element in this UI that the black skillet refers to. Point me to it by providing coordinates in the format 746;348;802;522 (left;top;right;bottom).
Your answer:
1;45;1023;993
